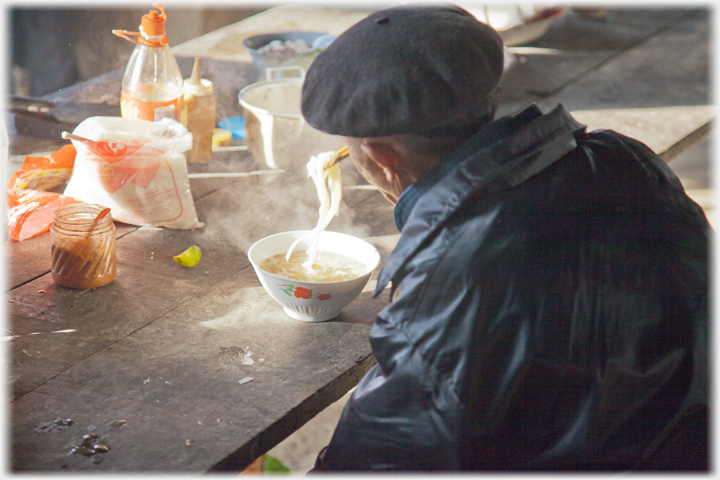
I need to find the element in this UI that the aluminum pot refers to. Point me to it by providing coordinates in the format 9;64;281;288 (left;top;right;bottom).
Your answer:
238;67;344;170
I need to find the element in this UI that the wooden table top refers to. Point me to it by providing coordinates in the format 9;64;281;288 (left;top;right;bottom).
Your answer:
7;5;711;472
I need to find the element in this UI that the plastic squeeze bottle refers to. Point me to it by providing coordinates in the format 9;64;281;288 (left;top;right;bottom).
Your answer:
113;4;183;122
181;58;216;163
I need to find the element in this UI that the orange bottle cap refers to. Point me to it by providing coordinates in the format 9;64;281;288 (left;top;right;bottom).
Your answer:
141;4;166;37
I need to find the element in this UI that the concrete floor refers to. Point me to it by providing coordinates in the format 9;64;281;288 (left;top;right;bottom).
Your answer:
668;135;715;228
671;135;712;191
266;390;351;473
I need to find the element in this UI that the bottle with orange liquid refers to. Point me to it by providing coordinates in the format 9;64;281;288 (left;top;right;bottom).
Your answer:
113;4;183;122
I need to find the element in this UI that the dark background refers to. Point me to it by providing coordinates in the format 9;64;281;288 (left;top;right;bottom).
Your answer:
9;6;272;97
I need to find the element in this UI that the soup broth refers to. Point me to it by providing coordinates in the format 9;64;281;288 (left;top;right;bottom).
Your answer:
260;249;365;282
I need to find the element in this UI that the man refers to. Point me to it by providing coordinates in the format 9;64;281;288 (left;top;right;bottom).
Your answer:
301;4;709;471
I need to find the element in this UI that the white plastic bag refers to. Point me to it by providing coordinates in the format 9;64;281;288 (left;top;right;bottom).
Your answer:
64;117;204;229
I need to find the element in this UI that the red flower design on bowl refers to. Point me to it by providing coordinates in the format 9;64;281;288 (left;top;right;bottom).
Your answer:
294;286;312;299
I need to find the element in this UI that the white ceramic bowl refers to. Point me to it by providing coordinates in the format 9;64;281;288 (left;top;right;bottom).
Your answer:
248;231;381;322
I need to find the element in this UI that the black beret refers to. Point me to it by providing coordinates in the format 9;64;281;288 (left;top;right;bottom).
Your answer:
301;3;505;137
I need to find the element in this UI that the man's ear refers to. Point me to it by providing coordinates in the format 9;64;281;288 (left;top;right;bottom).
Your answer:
360;140;400;182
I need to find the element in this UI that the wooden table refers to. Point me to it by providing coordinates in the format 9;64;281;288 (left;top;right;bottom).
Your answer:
7;5;711;472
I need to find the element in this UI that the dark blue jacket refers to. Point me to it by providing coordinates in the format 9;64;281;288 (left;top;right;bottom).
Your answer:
319;104;709;471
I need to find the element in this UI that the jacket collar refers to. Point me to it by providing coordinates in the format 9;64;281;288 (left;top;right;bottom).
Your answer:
374;103;587;298
393;104;545;231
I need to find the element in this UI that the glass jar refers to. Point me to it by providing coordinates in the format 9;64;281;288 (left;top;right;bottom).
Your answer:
51;204;116;289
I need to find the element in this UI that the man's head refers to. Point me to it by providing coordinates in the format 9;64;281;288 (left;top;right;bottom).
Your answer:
301;3;505;202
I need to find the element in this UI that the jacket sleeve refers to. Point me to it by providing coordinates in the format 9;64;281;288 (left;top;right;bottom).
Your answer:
318;309;463;471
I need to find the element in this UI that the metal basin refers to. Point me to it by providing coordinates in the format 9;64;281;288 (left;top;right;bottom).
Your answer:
238;73;344;170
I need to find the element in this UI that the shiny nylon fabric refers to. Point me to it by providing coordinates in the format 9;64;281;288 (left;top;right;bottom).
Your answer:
321;105;709;471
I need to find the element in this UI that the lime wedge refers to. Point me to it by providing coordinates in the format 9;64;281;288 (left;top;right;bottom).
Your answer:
173;245;201;268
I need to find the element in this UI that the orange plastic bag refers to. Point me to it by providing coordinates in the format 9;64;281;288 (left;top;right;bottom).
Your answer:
6;145;79;242
7;188;77;241
7;144;77;190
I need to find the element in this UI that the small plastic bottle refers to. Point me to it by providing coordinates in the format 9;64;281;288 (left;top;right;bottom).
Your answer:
181;58;216;163
51;204;116;289
113;4;183;122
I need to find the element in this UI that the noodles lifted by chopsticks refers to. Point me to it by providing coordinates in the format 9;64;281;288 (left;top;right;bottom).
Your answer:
285;149;343;268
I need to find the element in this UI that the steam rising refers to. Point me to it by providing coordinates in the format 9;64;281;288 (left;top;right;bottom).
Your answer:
196;158;371;256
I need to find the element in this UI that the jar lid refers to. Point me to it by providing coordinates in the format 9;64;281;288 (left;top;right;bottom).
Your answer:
142;7;167;37
218;117;246;140
212;128;232;148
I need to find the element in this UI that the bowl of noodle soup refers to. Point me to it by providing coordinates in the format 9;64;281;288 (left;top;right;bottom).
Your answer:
248;230;380;322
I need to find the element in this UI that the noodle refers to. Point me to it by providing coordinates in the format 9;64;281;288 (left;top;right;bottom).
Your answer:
285;150;342;268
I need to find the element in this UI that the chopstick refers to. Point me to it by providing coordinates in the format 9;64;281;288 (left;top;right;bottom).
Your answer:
212;145;248;152
342;185;378;190
328;145;349;168
64;131;249;154
63;130;348;173
62;131;93;142
187;169;285;179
